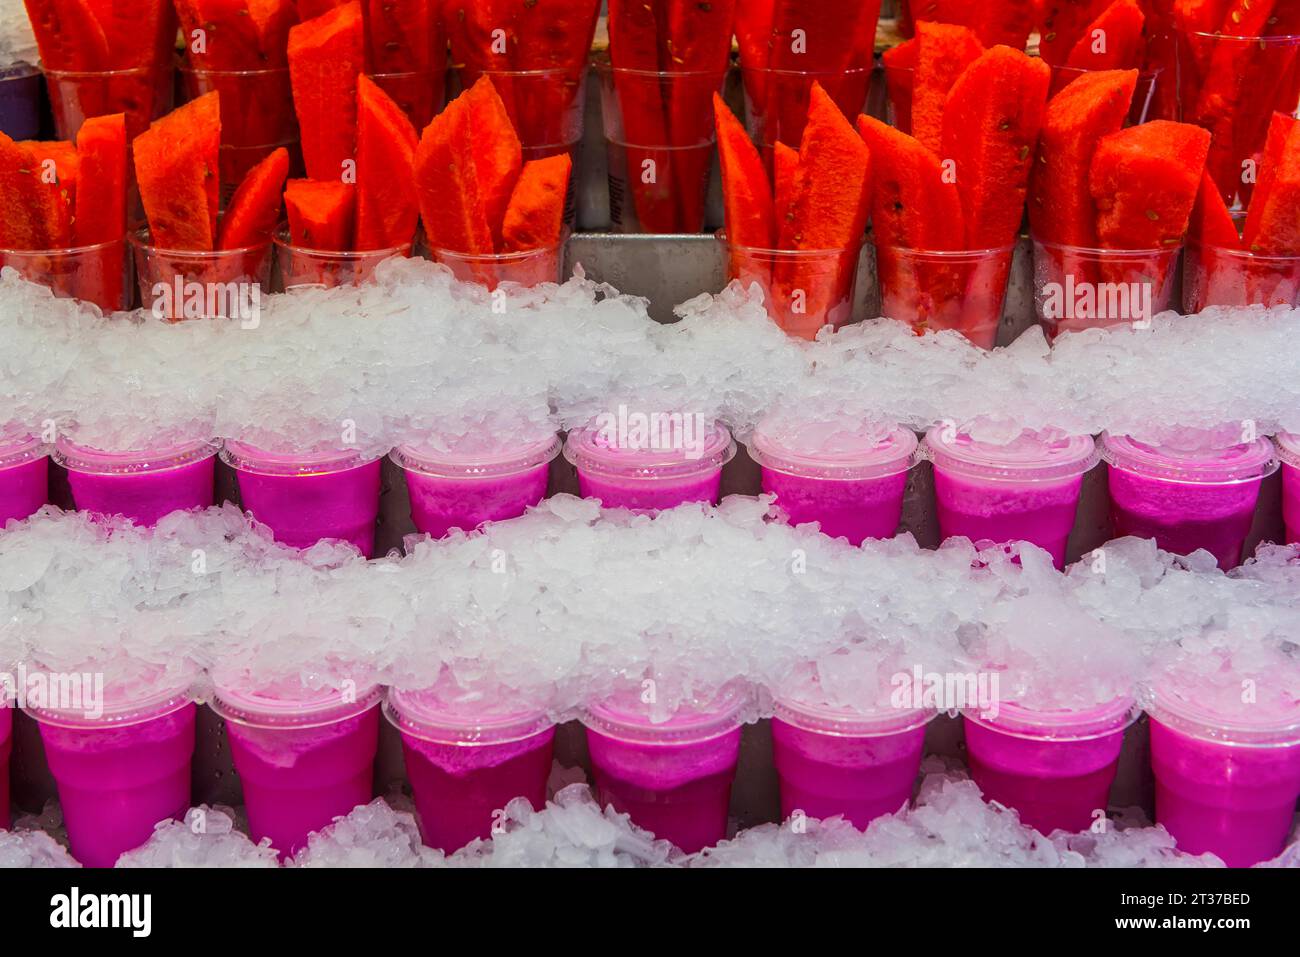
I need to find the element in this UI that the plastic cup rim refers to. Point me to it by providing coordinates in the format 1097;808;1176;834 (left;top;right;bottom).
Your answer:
595;62;730;81
1099;432;1280;485
875;241;1018;259
1146;679;1300;747
390;434;561;479
384;688;554;746
0;236;127;256
773;698;935;738
749;423;919;480
39;62;157;79
563;421;737;480
129;225;271;259
1185;237;1299;264
273;224;411;260
581;688;745;745
430;235;567;265
1275;432;1300;468
962;697;1140;743
210;681;383;730
738;64;874;79
23;683;194;730
921;427;1099;483
53;437;219;475
1185;29;1300;44
471;65;587;80
718;229;863;260
220;440;384;476
177;64;290;79
0;433;49;469
1031;235;1184;259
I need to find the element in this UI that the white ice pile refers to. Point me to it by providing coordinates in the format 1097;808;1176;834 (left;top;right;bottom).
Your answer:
3;264;1298;454
1;503;1296;718
0;0;38;66
25;771;1290;868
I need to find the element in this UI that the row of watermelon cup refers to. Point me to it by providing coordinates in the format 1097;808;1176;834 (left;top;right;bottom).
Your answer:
3;635;1299;867
0;415;1296;572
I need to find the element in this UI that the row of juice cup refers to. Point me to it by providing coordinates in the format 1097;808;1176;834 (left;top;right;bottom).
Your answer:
3;666;1298;868
0;421;1296;570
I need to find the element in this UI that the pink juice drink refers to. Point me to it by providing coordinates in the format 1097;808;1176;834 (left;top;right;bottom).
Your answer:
213;682;383;856
392;434;561;538
1276;432;1300;544
771;699;932;828
924;427;1099;569
0;705;11;827
56;438;218;527
27;684;196;867
583;691;743;852
385;688;556;852
1100;434;1278;570
750;422;917;546
222;443;383;557
963;699;1137;835
1148;679;1300;867
0;433;48;527
563;420;736;513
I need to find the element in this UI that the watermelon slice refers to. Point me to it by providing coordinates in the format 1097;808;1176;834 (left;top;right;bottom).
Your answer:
1190;171;1241;249
134;92;222;251
21;0;111;71
900;0;1033;49
288;1;366;182
714;92;775;255
881;38;918;134
1064;0;1146;70
218;147;289;250
413;83;495;256
773;140;799;231
856;114;965;251
1039;0;1112;66
459;77;522;250
72;113;127;309
0;134;70;250
511;0;601;147
354;74;419;251
1029;69;1138;247
941;46;1052;250
174;0;263;69
22;140;78;249
501;153;573;252
1089;120;1211;249
1243;112;1298;252
912;22;984;155
1241;116;1300;256
90;0;177;70
284;178;356;250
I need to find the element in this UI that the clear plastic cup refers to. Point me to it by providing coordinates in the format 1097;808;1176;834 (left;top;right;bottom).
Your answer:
597;64;725;234
0;432;49;527
55;437;218;527
563;419;736;513
385;688;555;852
583;690;744;852
222;443;384;557
0;240;132;312
1148;676;1300;867
923;426;1099;569
1277;432;1300;544
772;698;932;829
43;63;174;141
211;681;382;856
1049;67;1163;124
131;227;272;321
963;698;1138;835
0;62;43;139
1033;240;1182;338
367;70;446;131
178;66;298;204
740;66;873;159
26;676;196;867
1183;240;1300;313
749;421;917;545
391;434;560;538
722;233;862;340
1100;434;1278;570
1176;30;1300;208
876;244;1016;350
275;227;412;290
881;60;913;136
0;703;11;827
431;239;566;291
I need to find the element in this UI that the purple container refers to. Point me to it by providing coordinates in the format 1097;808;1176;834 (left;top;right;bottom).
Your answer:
392;434;561;538
1276;432;1299;545
0;431;49;527
56;437;218;527
924;426;1099;569
749;421;917;546
0;63;42;140
222;442;383;557
1100;434;1278;570
563;419;736;513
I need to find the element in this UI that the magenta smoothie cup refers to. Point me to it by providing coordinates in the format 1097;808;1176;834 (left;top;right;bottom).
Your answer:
563;420;736;513
923;427;1099;569
750;422;917;546
1276;432;1300;545
583;690;744;852
963;698;1138;835
1148;676;1300;867
55;437;218;527
1099;434;1278;570
392;434;561;538
25;676;196;867
0;431;49;527
772;697;932;828
212;681;382;856
385;688;556;852
0;703;11;828
222;443;384;557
